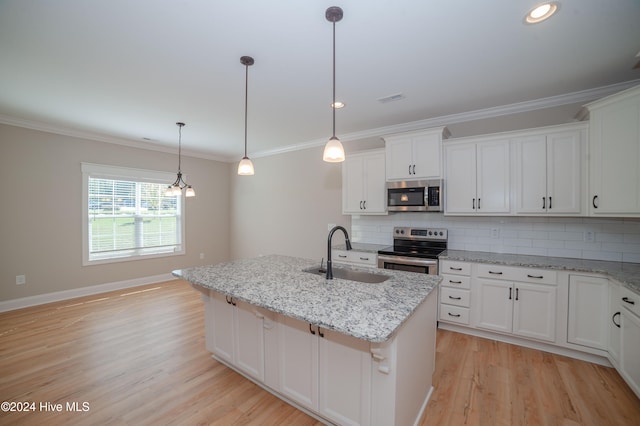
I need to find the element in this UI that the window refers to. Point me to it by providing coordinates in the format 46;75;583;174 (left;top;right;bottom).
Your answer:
82;163;185;265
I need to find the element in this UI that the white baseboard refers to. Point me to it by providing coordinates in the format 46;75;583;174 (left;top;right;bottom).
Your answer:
438;322;612;367
0;273;174;313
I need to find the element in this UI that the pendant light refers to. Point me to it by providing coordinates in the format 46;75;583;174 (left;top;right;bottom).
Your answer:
238;56;255;175
166;122;195;197
323;6;345;163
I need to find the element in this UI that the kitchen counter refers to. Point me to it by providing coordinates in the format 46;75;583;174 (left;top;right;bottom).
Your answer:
440;249;640;294
172;254;440;343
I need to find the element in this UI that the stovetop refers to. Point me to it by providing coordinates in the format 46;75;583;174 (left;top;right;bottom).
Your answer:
377;227;448;259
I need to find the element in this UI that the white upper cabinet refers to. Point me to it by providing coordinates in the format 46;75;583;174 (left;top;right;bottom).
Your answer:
513;124;586;215
342;149;386;215
444;138;511;215
384;127;449;181
586;85;640;216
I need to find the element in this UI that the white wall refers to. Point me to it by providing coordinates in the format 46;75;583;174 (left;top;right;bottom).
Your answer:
229;145;350;262
352;214;640;263
0;123;230;302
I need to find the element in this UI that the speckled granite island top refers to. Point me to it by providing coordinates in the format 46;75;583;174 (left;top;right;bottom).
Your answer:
172;254;440;343
441;249;640;294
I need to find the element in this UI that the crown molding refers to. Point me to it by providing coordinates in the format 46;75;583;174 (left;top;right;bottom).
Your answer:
250;79;640;159
0;114;228;162
2;79;639;163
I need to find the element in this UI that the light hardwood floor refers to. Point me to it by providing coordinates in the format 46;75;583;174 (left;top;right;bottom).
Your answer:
0;280;638;425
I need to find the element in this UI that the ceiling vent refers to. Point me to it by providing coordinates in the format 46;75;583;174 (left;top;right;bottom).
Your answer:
377;93;405;103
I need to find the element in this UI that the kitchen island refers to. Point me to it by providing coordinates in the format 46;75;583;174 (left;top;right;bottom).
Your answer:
173;254;441;426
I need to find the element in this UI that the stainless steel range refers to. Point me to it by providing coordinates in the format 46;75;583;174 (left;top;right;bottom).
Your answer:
378;227;448;274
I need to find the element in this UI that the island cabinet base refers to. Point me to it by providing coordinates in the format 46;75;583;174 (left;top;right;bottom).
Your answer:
198;289;438;426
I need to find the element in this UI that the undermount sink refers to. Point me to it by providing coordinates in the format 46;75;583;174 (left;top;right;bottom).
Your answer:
302;266;390;283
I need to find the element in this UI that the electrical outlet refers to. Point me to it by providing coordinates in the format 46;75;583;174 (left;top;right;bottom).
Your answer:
199;253;205;260
16;275;26;285
584;231;594;242
491;228;500;239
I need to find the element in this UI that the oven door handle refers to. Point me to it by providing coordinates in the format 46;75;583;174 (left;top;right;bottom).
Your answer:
378;254;438;268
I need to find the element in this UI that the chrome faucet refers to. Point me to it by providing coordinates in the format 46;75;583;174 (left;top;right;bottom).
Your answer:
326;225;352;279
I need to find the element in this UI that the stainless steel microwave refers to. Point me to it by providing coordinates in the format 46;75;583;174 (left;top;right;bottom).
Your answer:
386;179;443;212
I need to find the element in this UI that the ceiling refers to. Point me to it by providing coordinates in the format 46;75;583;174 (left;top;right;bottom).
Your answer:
1;0;639;162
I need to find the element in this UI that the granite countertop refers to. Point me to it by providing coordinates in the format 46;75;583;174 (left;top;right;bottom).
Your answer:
440;249;640;294
172;254;440;343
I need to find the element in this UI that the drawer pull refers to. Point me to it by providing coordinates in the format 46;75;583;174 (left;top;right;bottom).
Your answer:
622;297;636;305
489;271;503;275
449;267;463;271
338;254;347;258
448;312;461;318
359;257;369;261
527;274;544;279
448;296;462;300
449;280;462;284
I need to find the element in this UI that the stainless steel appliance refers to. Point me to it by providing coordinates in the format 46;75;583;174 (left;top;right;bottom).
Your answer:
378;227;447;274
386;179;443;212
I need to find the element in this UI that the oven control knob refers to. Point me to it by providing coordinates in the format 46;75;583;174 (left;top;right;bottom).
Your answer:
428;231;433;235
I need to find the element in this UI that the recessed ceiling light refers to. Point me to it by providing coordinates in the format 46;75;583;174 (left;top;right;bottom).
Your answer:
524;2;559;24
377;93;405;103
332;101;345;109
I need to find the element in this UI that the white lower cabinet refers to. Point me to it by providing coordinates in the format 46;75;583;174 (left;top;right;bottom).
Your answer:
619;287;640;398
209;292;265;382
476;278;557;343
609;281;621;366
203;288;436;426
277;315;373;425
567;275;609;350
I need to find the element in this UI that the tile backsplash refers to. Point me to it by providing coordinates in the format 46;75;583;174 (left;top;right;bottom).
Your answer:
352;214;640;263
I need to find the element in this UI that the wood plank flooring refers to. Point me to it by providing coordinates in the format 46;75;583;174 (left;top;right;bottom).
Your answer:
1;280;638;425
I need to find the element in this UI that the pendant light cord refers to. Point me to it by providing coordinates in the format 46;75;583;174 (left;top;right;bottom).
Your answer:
177;123;183;173
332;19;336;138
244;63;249;158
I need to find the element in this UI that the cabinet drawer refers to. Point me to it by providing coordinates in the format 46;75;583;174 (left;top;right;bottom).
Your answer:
332;250;377;267
439;304;470;325
440;260;471;276
441;274;471;289
621;286;640;318
440;287;470;307
475;264;557;285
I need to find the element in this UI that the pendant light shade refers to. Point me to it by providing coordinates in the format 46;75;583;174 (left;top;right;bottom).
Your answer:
323;6;345;163
166;122;195;197
238;55;255;175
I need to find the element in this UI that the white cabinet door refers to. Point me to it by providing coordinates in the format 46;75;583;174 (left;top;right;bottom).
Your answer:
475;279;513;333
234;300;265;382
278;315;319;410
444;143;477;214
512;282;556;343
476;140;511;214
319;328;372;426
546;130;583;214
589;87;640;216
567;275;609;350
412;131;442;179
210;291;235;364
342;150;386;214
514;135;547;213
342;154;366;213
620;307;640;398
210;293;265;382
609;281;621;365
363;151;386;213
385;137;414;180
